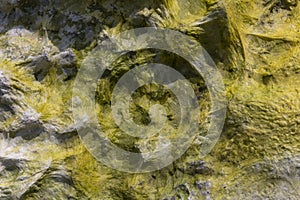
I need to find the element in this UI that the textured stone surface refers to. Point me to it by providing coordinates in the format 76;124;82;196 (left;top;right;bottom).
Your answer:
0;0;299;199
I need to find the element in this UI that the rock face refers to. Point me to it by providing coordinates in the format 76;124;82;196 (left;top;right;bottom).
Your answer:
0;0;299;199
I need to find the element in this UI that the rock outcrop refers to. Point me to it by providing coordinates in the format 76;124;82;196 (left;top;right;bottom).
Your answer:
0;0;299;199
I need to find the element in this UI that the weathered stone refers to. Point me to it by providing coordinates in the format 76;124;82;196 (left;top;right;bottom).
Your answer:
0;0;299;199
53;49;77;81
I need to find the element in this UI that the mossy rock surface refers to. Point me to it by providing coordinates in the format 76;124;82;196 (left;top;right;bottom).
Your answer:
0;0;299;199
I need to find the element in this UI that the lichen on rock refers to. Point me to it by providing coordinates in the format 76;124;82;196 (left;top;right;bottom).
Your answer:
0;0;299;199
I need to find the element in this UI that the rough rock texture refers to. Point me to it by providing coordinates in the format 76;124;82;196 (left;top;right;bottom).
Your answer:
0;0;299;199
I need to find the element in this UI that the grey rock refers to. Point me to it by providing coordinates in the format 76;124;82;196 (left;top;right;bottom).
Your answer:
0;157;26;171
8;109;44;140
24;54;53;81
53;49;77;81
0;70;15;121
196;180;211;200
181;160;214;175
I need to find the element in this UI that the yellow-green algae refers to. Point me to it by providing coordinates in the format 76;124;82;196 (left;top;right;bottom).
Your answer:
0;0;299;199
